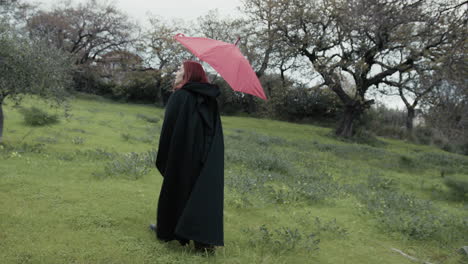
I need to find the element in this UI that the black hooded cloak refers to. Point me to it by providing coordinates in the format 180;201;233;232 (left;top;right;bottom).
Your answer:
155;82;224;246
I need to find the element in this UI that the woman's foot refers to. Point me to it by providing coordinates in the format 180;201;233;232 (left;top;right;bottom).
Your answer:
194;241;215;254
149;224;156;232
178;239;189;246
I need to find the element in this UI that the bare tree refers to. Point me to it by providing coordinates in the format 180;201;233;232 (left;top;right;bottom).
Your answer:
425;80;467;152
196;10;242;43
422;22;468;151
26;0;137;65
381;69;439;131
142;16;190;70
197;5;292;113
270;0;466;137
0;0;35;28
138;16;190;105
380;0;468;132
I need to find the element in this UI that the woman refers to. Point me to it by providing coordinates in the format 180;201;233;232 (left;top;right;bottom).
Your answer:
151;61;224;252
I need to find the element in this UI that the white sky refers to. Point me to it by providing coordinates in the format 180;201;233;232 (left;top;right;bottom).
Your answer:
31;0;243;28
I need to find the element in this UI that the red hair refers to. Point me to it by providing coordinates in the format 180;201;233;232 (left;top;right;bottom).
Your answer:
175;60;210;89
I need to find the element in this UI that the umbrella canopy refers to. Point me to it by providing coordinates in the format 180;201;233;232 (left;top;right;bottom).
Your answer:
174;33;267;100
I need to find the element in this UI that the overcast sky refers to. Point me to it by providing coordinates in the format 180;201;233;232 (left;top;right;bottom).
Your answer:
32;0;243;28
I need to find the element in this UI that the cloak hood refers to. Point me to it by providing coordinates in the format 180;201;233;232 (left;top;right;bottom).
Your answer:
182;82;220;98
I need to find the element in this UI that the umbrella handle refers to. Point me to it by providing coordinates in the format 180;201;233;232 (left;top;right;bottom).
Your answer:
175;33;186;38
235;37;241;46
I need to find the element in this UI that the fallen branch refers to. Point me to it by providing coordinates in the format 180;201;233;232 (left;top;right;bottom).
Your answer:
390;248;435;264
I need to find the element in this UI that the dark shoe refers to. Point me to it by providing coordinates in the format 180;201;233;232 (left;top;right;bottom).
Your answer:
178;239;189;246
194;241;215;254
149;224;156;232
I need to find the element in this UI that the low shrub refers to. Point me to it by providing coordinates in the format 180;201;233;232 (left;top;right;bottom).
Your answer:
35;136;58;144
420;152;468;167
57;153;75;161
119;132;155;143
226;147;292;174
398;155;415;169
19;106;59;126
443;176;468;200
249;133;287;147
243;224;320;254
350;174;467;243
136;113;160;124
121;133;131;141
313;142;388;160
1;142;45;154
98;150;156;180
71;137;85;145
225;171;269;195
75;148;116;160
249;151;291;173
289;172;343;203
66;128;87;134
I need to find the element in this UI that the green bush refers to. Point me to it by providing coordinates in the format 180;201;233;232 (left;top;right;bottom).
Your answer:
20;106;59;126
398;155;415;169
443;176;468;200
360;105;406;139
272;86;342;122
411;126;437;145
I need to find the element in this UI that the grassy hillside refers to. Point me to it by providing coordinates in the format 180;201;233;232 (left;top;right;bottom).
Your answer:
0;94;466;264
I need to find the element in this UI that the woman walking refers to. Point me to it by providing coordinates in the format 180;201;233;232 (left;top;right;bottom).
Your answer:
151;61;224;252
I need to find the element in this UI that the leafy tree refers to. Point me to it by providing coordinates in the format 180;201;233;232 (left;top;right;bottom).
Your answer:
0;22;72;142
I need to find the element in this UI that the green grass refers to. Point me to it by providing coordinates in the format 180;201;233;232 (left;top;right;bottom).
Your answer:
0;94;467;264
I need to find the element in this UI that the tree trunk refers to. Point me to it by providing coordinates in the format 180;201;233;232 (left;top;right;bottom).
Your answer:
406;107;415;131
335;103;363;138
244;94;256;114
280;68;286;87
0;102;4;143
155;78;164;107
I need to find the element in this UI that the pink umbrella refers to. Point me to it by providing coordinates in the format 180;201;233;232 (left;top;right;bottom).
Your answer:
174;33;267;100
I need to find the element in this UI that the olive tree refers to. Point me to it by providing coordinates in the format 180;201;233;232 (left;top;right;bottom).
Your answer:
268;0;466;137
0;22;72;142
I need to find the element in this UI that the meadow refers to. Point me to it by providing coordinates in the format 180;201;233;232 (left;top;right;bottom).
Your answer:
0;94;467;264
